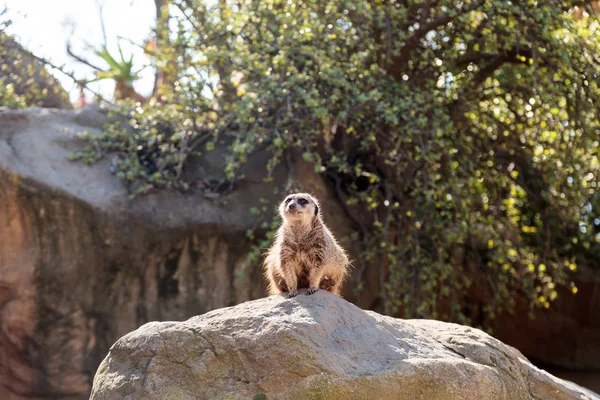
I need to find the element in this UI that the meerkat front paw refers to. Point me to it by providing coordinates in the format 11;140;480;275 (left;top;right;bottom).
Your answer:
288;289;298;298
306;287;319;295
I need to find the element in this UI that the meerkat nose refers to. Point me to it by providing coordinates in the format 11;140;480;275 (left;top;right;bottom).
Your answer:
288;203;296;209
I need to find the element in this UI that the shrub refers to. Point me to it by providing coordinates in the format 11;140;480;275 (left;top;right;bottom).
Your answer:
73;1;600;326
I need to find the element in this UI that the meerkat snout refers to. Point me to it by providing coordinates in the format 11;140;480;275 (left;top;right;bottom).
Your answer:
286;201;297;214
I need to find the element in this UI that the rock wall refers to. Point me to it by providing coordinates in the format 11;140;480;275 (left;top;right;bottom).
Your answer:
492;265;600;372
0;174;264;398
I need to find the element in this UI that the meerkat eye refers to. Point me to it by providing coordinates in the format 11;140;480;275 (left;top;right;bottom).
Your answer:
284;197;293;204
297;198;308;206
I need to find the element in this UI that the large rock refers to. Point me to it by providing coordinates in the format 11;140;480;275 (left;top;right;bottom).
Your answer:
0;106;353;399
90;292;599;400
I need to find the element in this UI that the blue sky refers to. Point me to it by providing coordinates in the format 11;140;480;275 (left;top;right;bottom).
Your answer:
2;0;157;103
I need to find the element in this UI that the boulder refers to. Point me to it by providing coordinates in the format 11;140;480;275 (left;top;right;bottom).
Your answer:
0;106;353;399
90;291;599;400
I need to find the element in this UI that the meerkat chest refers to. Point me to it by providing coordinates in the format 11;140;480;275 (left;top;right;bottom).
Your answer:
283;236;324;265
294;249;314;265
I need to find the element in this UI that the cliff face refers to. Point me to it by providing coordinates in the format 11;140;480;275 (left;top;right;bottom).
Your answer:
89;291;599;400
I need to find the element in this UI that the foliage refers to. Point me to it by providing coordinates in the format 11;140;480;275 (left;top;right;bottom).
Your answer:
74;0;600;327
0;11;72;109
70;102;202;197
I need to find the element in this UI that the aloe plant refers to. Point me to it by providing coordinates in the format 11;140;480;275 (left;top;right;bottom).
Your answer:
86;43;146;102
94;44;139;82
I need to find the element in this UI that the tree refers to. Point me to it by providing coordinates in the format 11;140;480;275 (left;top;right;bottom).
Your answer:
0;9;72;109
75;0;600;327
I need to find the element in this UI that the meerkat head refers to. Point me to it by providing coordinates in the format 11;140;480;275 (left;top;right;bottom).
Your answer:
279;193;320;224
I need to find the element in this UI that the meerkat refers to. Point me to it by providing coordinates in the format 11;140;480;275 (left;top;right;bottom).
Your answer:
264;193;349;297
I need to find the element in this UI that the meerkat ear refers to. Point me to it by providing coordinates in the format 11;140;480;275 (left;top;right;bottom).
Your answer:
314;205;319;216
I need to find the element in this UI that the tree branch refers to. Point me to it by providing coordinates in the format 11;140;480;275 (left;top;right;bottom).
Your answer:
97;1;108;48
456;46;539;67
393;0;485;69
66;43;104;72
13;43;111;104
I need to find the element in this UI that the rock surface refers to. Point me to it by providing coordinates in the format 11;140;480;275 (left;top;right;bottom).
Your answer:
90;291;599;400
